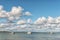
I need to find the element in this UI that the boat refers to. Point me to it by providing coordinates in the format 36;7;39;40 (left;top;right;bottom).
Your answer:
11;32;15;34
27;32;32;34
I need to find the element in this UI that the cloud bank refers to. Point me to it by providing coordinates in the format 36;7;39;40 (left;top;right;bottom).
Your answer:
0;5;32;21
0;5;32;28
34;16;60;24
0;5;60;29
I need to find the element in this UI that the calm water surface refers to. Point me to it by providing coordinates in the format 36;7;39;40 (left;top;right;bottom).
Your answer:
0;32;60;40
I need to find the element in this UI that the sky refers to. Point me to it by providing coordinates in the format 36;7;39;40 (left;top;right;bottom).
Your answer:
0;0;60;22
0;0;60;31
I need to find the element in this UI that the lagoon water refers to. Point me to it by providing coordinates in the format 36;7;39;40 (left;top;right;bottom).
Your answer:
0;32;60;40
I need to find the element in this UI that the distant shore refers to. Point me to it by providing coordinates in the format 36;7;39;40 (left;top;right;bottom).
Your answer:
0;31;60;34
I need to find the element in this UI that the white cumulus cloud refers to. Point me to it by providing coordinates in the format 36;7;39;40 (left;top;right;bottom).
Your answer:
10;6;23;16
27;19;32;23
24;11;32;16
0;5;3;10
34;16;60;24
56;16;60;23
17;20;26;24
34;17;47;24
47;16;55;23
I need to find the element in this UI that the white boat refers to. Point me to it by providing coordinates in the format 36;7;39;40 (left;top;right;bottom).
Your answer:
27;32;31;34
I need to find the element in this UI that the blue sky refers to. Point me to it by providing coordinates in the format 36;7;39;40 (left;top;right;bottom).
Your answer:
0;0;60;21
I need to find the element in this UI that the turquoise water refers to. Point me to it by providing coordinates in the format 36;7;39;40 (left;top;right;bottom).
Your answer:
0;32;60;40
